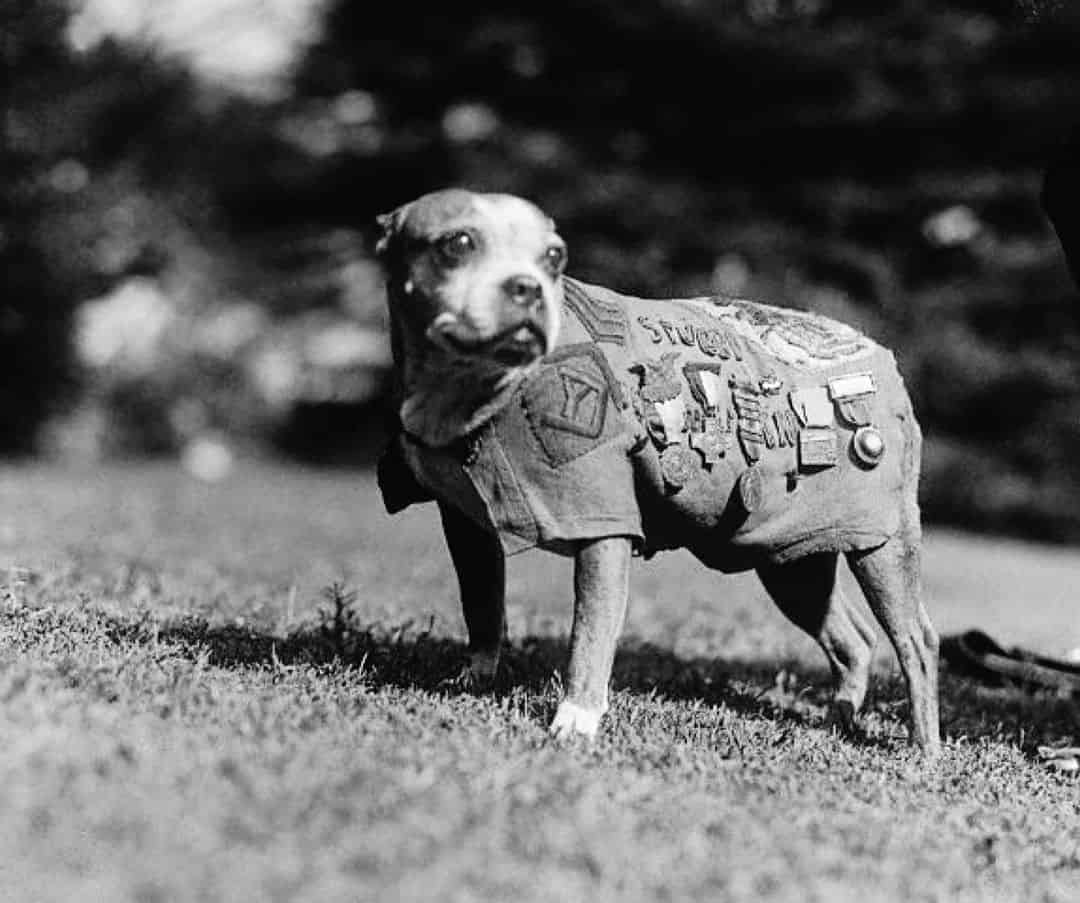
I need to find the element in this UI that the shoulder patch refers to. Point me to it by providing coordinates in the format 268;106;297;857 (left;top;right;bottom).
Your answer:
522;344;627;466
562;280;629;346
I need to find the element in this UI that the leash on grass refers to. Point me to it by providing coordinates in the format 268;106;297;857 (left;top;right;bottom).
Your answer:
940;629;1080;774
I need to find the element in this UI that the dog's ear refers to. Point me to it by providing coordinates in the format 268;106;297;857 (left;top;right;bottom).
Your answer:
373;204;410;257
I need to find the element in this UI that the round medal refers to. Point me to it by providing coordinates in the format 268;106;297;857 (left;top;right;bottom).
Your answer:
736;466;765;513
660;443;697;490
852;426;885;468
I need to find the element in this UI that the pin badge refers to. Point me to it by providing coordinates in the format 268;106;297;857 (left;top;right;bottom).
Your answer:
690;414;729;465
759;373;784;395
851;426;885;467
798;428;838;469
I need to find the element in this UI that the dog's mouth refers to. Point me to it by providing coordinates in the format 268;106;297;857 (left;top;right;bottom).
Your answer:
429;318;547;366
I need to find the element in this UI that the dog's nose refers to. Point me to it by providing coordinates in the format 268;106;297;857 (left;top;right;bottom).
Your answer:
502;275;544;310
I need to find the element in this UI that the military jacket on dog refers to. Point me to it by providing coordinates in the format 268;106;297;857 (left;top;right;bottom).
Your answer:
380;278;918;572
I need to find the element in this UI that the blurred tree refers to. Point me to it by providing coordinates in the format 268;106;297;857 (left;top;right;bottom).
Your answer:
1;0;81;451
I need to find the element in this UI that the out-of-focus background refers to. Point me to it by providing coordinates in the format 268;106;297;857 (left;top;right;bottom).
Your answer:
5;0;1080;541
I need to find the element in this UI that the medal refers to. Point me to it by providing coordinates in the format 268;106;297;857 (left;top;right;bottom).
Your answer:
798;428;838;469
736;467;764;513
660;443;698;490
851;426;886;468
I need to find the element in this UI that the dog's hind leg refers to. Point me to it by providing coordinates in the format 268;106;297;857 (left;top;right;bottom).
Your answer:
439;501;506;686
846;529;941;756
757;552;877;737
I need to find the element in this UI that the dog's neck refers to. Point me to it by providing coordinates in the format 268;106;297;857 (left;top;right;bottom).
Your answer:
391;308;532;448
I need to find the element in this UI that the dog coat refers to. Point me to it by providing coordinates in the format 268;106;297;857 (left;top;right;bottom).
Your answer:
379;278;918;571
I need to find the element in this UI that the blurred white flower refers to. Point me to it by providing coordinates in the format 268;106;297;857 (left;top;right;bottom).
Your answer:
333;90;377;125
711;253;751;295
76;278;175;371
520;131;563;165
304;324;391;369
181;434;234;482
922;205;982;247
191;304;267;358
48;159;89;193
338;258;386;317
168;398;209;438
510;46;545;79
249;345;301;409
68;0;327;99
277;112;342;157
442;103;499;144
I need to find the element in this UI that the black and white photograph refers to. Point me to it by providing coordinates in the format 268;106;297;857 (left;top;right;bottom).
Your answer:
2;1;1079;900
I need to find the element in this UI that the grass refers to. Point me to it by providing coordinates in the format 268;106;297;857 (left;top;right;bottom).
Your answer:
0;461;1077;903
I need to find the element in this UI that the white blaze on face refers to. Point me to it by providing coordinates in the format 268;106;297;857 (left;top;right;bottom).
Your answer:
439;194;562;346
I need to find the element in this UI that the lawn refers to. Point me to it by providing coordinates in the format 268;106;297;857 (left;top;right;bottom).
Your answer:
0;461;1076;902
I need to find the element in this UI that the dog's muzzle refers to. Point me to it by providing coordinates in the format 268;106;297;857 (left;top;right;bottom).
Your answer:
430;314;548;366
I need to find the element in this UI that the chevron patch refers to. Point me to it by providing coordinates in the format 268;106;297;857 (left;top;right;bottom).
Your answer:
562;280;629;345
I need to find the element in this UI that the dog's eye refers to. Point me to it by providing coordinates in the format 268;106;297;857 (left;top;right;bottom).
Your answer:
542;245;567;274
435;231;476;264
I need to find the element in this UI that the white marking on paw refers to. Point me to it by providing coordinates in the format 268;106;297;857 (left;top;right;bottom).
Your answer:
549;700;602;740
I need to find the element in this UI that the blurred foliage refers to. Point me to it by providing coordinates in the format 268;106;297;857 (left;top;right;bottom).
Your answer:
6;0;1080;540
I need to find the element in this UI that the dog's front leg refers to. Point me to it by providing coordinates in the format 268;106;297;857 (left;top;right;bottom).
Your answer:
550;536;632;740
438;502;505;685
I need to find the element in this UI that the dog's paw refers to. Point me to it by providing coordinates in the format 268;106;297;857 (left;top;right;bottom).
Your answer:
548;700;602;741
827;700;863;739
438;653;498;691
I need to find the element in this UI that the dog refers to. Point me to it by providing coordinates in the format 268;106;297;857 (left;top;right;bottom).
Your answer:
374;188;940;755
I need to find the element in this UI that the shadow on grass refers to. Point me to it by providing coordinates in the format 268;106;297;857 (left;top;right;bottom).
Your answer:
131;613;1078;748
146;614;816;728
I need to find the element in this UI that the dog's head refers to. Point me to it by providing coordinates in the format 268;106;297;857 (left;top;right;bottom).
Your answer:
375;189;566;370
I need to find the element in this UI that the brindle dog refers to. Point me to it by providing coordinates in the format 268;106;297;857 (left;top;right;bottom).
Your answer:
375;189;940;755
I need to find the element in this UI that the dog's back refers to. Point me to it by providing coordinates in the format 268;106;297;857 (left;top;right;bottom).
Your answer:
393;277;921;572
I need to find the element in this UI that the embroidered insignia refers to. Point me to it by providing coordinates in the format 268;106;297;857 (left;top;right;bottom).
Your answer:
798;427;838;469
522;344;624;466
660;443;698;490
789;387;833;428
828;372;877;428
851;426;886;468
562;280;629;346
543;368;608;438
636;315;742;360
730;381;765;464
736;467;765;513
688;298;870;369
